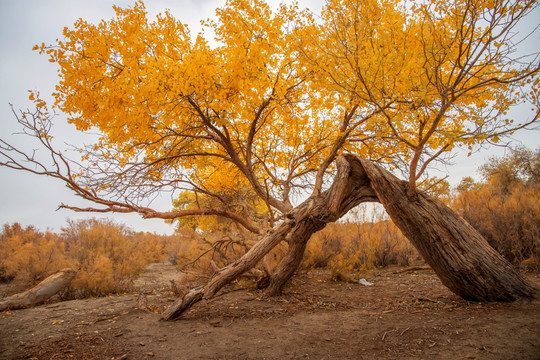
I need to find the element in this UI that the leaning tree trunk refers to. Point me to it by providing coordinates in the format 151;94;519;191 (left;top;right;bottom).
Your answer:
161;155;378;320
358;159;535;301
161;155;535;320
264;154;380;296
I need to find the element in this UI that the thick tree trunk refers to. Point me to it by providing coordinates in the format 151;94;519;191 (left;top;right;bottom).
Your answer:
0;268;76;311
358;159;536;301
266;222;315;296
162;155;535;321
161;218;298;320
161;155;378;320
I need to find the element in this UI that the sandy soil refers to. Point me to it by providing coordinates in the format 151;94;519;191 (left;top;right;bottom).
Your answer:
1;262;538;360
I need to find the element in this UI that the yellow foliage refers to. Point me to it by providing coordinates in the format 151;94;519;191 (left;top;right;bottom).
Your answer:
0;219;170;298
0;224;69;287
309;0;539;183
453;148;540;265
454;185;540;265
303;219;419;279
61;218;168;297
22;0;537;227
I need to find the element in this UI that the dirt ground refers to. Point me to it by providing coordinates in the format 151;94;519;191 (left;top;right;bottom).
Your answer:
1;262;538;360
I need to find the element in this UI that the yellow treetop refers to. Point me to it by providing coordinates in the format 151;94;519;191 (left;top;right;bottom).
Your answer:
19;0;539;228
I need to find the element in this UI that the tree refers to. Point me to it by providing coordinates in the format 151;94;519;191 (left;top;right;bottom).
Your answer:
454;148;540;264
480;147;540;194
1;0;538;320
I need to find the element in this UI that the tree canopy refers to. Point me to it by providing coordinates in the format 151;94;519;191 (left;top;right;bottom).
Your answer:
1;0;538;229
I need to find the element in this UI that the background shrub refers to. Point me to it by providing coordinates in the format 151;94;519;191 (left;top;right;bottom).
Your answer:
0;219;170;298
452;148;540;266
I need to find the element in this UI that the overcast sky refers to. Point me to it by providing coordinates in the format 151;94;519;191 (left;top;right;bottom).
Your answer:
0;0;538;235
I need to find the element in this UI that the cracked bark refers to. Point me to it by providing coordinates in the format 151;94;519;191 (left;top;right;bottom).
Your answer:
161;155;535;320
359;158;535;301
161;154;377;320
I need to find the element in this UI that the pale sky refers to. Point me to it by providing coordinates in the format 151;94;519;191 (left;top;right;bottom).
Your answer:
0;0;538;235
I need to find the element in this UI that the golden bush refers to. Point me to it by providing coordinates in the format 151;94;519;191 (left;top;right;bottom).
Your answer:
453;148;540;266
454;185;540;265
303;220;419;280
0;219;169;298
0;223;69;291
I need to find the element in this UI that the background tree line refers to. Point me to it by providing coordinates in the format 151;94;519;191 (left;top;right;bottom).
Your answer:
305;147;540;278
0;219;170;298
453;147;540;266
2;149;538;299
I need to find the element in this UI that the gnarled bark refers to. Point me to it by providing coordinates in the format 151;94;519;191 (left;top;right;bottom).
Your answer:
161;155;378;320
161;155;535;320
358;159;536;301
266;233;310;296
0;268;76;311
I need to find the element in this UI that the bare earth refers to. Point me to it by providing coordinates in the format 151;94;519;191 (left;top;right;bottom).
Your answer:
1;262;538;360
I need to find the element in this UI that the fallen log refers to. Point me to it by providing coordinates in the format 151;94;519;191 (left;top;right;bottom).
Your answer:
393;266;432;274
0;268;76;311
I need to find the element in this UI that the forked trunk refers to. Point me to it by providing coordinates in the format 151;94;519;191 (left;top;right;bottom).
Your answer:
359;159;535;301
161;155;535;321
160;218;298;320
161;155;377;320
266;221;317;296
